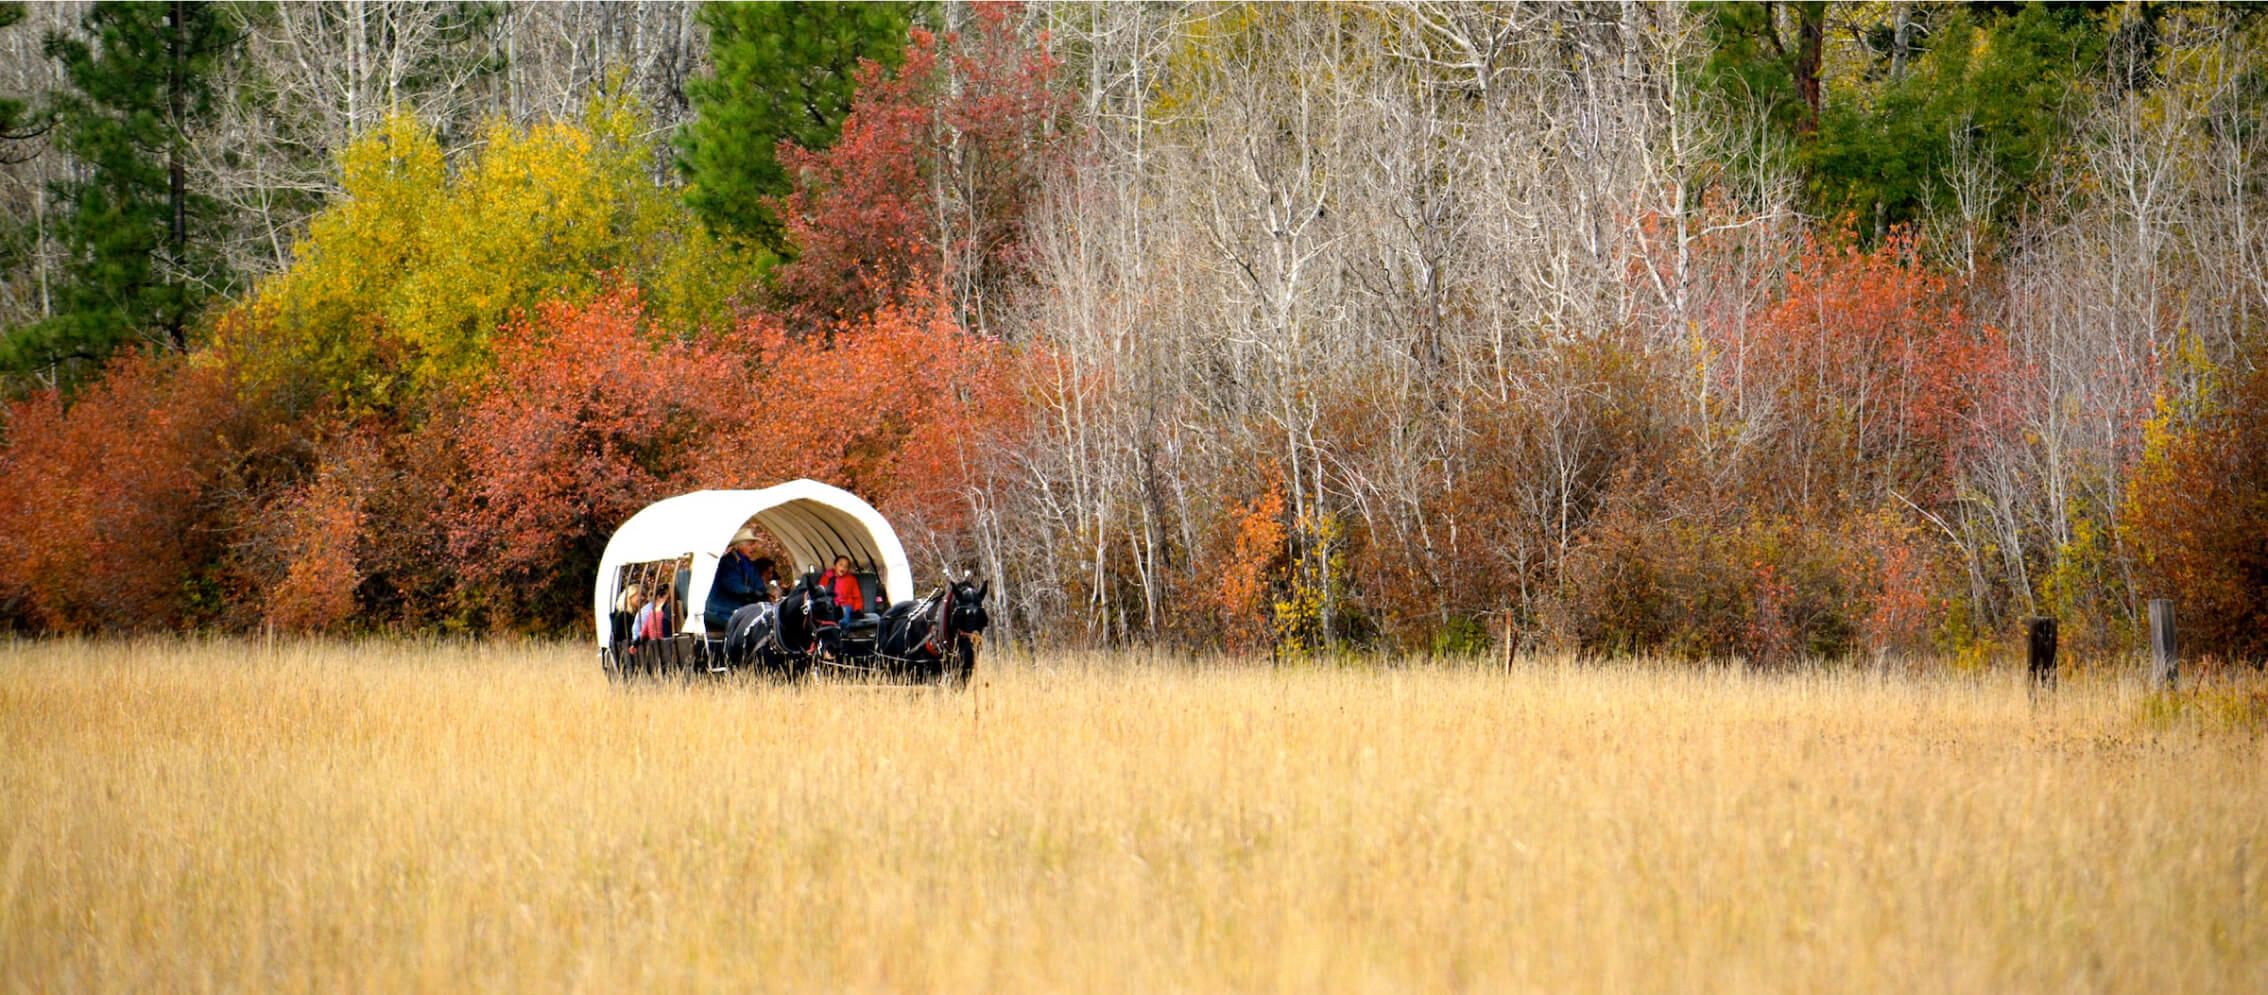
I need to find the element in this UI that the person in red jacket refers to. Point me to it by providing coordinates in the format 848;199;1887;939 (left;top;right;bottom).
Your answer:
821;555;864;619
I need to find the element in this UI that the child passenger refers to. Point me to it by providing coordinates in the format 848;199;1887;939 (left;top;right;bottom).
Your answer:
820;555;864;619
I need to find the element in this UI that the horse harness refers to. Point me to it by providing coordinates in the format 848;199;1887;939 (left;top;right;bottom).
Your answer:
874;590;954;666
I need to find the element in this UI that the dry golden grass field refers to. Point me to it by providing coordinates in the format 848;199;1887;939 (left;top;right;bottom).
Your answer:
2;639;2264;993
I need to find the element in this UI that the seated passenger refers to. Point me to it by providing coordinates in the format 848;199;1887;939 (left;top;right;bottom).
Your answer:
672;555;692;619
821;555;864;620
637;586;672;641
705;528;768;629
614;583;643;646
751;556;780;603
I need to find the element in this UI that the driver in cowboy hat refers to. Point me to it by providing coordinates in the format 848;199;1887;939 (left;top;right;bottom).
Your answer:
704;526;769;629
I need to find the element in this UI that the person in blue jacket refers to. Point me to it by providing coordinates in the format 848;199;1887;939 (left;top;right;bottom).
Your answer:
705;528;772;630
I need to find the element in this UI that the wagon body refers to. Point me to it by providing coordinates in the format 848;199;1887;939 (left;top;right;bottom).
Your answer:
591;480;913;647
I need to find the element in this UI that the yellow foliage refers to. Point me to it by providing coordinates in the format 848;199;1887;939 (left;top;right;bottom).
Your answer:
1271;508;1343;653
2037;512;2133;653
224;92;761;412
2121;326;2215;571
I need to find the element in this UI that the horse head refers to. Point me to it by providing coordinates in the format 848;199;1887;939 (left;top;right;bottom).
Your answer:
948;578;990;636
796;570;836;619
773;571;836;653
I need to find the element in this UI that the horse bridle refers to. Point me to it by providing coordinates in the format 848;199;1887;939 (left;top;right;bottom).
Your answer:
772;586;831;657
936;585;988;654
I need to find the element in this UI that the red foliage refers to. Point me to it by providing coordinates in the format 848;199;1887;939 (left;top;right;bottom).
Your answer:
264;463;367;634
0;354;241;631
451;286;731;625
447;283;1038;630
770;2;1073;328
1720;228;2014;508
1851;508;1945;658
235;423;465;634
769;36;935;325
710;285;1034;537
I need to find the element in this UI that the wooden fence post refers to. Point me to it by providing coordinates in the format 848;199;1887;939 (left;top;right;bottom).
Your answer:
2027;616;2058;692
2149;599;2178;691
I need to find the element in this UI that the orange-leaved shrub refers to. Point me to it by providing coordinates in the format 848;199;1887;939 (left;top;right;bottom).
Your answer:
446;284;1039;630
1207;480;1286;653
1720;226;2014;511
0;354;246;631
263;462;368;634
2123;356;2268;663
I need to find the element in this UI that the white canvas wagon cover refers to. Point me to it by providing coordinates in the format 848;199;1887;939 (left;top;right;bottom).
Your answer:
591;480;912;644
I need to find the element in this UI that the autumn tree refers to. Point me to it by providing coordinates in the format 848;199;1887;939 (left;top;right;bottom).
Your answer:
0;351;244;630
2123;357;2268;662
1723;227;2013;513
710;284;1028;536
224;94;756;415
7;2;240;384
678;1;917;251
450;286;730;629
768;2;1072;332
449;282;1032;632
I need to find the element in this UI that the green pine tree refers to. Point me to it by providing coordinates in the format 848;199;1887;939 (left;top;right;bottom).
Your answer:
1806;3;2110;234
677;1;920;253
3;1;239;382
1699;2;2119;234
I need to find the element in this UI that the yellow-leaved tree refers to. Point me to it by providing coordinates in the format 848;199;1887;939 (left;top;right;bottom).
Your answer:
224;89;759;413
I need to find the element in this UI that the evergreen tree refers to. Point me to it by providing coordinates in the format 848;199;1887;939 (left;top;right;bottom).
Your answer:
3;1;239;381
677;1;918;253
1700;3;2114;233
1808;3;2109;233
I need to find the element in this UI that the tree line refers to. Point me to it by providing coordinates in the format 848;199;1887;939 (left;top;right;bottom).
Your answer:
0;2;2262;666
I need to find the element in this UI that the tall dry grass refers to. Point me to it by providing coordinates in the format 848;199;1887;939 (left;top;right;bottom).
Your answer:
2;638;2263;992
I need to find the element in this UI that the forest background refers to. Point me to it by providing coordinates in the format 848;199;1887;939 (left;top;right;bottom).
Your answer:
0;1;2262;666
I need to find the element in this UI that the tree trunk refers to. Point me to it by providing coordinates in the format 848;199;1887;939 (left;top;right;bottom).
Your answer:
166;0;187;352
1889;3;1915;80
1793;2;1823;138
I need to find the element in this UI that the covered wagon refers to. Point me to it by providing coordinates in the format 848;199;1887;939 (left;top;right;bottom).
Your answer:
593;480;989;684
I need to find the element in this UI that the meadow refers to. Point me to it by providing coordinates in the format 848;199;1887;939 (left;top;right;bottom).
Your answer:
2;639;2263;993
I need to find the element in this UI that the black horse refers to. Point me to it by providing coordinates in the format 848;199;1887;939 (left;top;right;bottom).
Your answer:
723;571;836;679
869;579;991;685
721;573;989;686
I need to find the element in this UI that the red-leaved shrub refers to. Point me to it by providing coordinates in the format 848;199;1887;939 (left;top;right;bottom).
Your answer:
0;354;242;631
